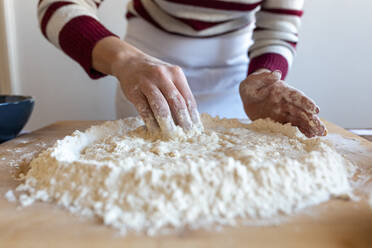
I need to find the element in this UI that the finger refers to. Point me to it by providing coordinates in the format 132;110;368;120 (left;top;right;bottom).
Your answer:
283;84;320;114
270;83;324;137
313;116;327;136
302;113;327;137
158;80;193;130
249;69;282;83
277;103;315;137
140;83;176;135
170;68;203;128
297;112;327;138
283;103;327;137
132;93;159;132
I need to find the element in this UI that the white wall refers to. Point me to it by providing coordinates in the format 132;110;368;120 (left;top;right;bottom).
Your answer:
10;0;372;130
287;0;372;128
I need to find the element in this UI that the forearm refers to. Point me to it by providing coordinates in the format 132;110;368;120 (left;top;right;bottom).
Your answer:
92;36;146;76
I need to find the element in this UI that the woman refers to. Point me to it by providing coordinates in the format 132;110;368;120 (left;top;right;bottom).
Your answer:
37;0;326;137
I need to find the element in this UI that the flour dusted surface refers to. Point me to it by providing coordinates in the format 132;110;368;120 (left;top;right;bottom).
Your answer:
16;114;354;235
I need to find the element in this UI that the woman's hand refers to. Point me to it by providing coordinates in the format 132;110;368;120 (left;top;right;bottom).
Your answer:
239;69;327;138
92;37;202;134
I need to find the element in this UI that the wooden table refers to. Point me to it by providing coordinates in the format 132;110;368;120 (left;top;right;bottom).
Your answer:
347;129;372;142
0;121;372;248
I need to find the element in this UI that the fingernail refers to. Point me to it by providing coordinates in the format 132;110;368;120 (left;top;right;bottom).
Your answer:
323;128;328;136
272;70;282;80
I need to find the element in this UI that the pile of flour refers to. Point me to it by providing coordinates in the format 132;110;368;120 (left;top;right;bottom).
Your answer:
15;114;354;235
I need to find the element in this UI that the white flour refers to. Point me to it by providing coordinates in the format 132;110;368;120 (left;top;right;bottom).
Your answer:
5;190;16;203
15;114;354;235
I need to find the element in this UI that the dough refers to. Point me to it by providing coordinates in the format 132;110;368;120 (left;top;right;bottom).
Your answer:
16;114;354;235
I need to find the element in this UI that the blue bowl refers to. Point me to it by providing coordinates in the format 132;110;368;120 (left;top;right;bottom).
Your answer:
0;95;35;143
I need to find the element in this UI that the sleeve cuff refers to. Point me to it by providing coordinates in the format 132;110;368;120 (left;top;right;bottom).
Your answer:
248;53;289;80
59;16;118;79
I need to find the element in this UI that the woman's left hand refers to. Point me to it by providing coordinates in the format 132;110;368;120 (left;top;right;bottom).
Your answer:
239;69;327;138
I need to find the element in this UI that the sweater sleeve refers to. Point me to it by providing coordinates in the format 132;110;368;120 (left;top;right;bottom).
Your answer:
247;0;304;79
38;0;117;79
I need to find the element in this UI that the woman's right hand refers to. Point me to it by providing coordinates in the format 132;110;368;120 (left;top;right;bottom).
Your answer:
92;37;202;134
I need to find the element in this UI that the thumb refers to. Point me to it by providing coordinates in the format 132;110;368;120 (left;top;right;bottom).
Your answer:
265;70;282;83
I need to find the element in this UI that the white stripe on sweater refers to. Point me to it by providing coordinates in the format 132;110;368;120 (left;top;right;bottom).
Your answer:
256;12;301;33
250;45;294;65
262;0;304;10
250;39;296;55
39;0;98;19
253;30;298;43
45;4;98;48
153;0;256;22
139;0;253;36
248;5;301;67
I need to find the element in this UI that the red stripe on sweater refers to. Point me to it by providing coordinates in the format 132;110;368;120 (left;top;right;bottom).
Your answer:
254;27;299;36
174;17;227;31
59;15;117;79
262;8;303;17
130;2;248;38
133;0;164;30
252;28;298;48
126;12;136;19
248;53;289;79
150;0;229;31
127;0;247;38
41;1;74;37
39;0;103;8
162;0;262;11
287;41;297;48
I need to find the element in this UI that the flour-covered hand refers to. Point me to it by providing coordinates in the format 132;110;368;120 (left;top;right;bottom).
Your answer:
92;37;202;134
239;69;327;138
112;52;202;134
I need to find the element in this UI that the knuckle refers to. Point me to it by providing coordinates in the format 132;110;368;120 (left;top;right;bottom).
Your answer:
149;65;166;79
139;81;151;92
170;65;182;74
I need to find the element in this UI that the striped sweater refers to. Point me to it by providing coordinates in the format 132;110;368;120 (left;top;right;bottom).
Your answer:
37;0;304;79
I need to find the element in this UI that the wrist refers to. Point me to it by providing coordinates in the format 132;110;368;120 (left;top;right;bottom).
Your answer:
247;53;289;79
92;36;144;76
